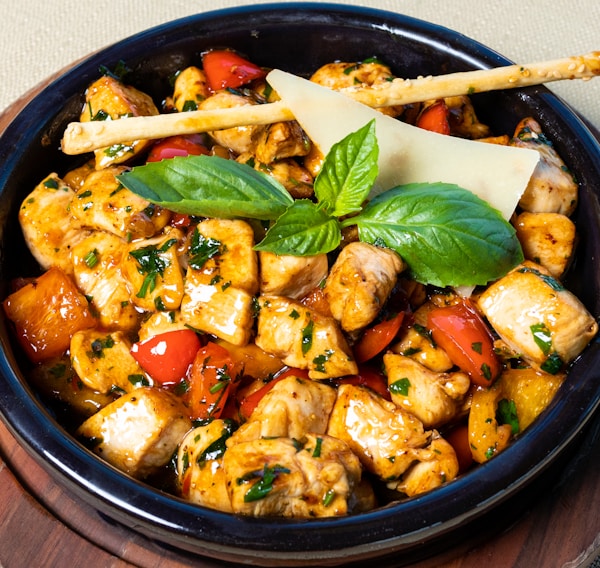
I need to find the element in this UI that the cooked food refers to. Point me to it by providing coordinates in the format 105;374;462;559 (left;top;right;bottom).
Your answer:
3;48;597;519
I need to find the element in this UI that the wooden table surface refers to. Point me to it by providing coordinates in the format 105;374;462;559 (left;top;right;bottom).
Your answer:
1;80;600;568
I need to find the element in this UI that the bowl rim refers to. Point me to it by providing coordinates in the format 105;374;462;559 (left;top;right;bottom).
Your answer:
1;3;599;565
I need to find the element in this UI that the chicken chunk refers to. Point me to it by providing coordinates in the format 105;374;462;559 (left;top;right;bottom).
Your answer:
514;211;576;279
176;420;235;512
253;120;310;164
310;61;403;117
180;219;258;345
171;66;210;112
259;251;328;300
71;230;140;331
70;329;146;394
69;166;171;240
77;387;192;479
251;157;314;199
19;173;92;276
255;295;357;379
477;261;598;371
199;91;263;154
121;227;185;312
137;310;189;342
391;432;459;497
223;434;364;517
390;304;454;373
444;95;491;139
324;242;405;333
384;354;471;428
511;118;578;216
229;375;337;444
327;384;432;481
80;75;159;169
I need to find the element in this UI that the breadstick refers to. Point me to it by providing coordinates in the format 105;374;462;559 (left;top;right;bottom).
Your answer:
61;52;599;155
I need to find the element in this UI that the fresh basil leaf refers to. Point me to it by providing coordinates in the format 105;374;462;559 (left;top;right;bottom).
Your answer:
254;199;341;256
350;183;523;287
314;119;378;217
118;155;293;220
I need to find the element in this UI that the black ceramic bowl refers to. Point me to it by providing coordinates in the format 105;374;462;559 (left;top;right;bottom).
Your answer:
1;4;599;566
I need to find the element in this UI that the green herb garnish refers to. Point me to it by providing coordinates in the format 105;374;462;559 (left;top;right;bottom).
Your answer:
119;120;523;287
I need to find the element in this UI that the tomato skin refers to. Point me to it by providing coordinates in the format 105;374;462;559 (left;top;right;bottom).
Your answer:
202;50;266;91
131;329;201;385
335;365;391;400
146;134;209;162
416;100;451;135
353;312;405;363
444;423;474;473
238;367;309;421
185;341;241;421
427;299;501;387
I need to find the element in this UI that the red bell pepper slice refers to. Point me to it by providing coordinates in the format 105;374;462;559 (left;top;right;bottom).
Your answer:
427;299;501;387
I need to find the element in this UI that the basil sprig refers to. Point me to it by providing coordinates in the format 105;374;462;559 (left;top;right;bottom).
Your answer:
118;120;523;287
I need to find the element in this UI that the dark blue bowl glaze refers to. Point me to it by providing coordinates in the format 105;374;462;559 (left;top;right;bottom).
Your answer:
0;4;599;566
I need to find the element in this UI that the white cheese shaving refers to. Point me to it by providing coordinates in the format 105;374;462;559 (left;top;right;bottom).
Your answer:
267;69;540;220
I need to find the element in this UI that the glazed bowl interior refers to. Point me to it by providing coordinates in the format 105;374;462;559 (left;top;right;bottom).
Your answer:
0;3;599;566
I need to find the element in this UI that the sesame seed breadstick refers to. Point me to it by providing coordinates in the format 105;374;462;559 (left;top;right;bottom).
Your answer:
344;52;600;107
61;52;599;155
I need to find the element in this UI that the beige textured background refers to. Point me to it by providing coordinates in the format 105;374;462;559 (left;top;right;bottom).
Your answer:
0;0;599;131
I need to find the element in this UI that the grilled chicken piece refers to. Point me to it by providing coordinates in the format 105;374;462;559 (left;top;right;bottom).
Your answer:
514;211;576;279
250;157;314;199
19;173;91;276
223;434;364;517
253;120;310;164
77;387;192;479
62;160;96;190
327;384;432;481
80;75;159;169
384;353;471;428
180;219;258;346
29;355;116;419
510;117;578;216
71;231;140;331
121;227;185;312
176;420;235;512
70;329;146;394
477;261;598;371
171;66;210;112
255;295;357;379
310;61;403;117
69;166;170;240
259;251;328;300
390;304;454;372
199;91;263;154
324;242;405;333
229;375;337;444
444;95;491;139
137;310;189;342
391;432;459;497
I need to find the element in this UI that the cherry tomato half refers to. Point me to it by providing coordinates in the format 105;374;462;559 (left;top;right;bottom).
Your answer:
416;100;451;135
131;329;201;385
184;341;244;421
427;298;501;387
146;134;209;162
353;312;405;364
202;49;266;91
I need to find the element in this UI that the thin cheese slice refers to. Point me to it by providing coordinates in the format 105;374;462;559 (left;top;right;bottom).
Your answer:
267;70;540;220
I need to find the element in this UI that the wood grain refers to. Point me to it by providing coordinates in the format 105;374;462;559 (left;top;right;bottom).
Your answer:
0;75;599;568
